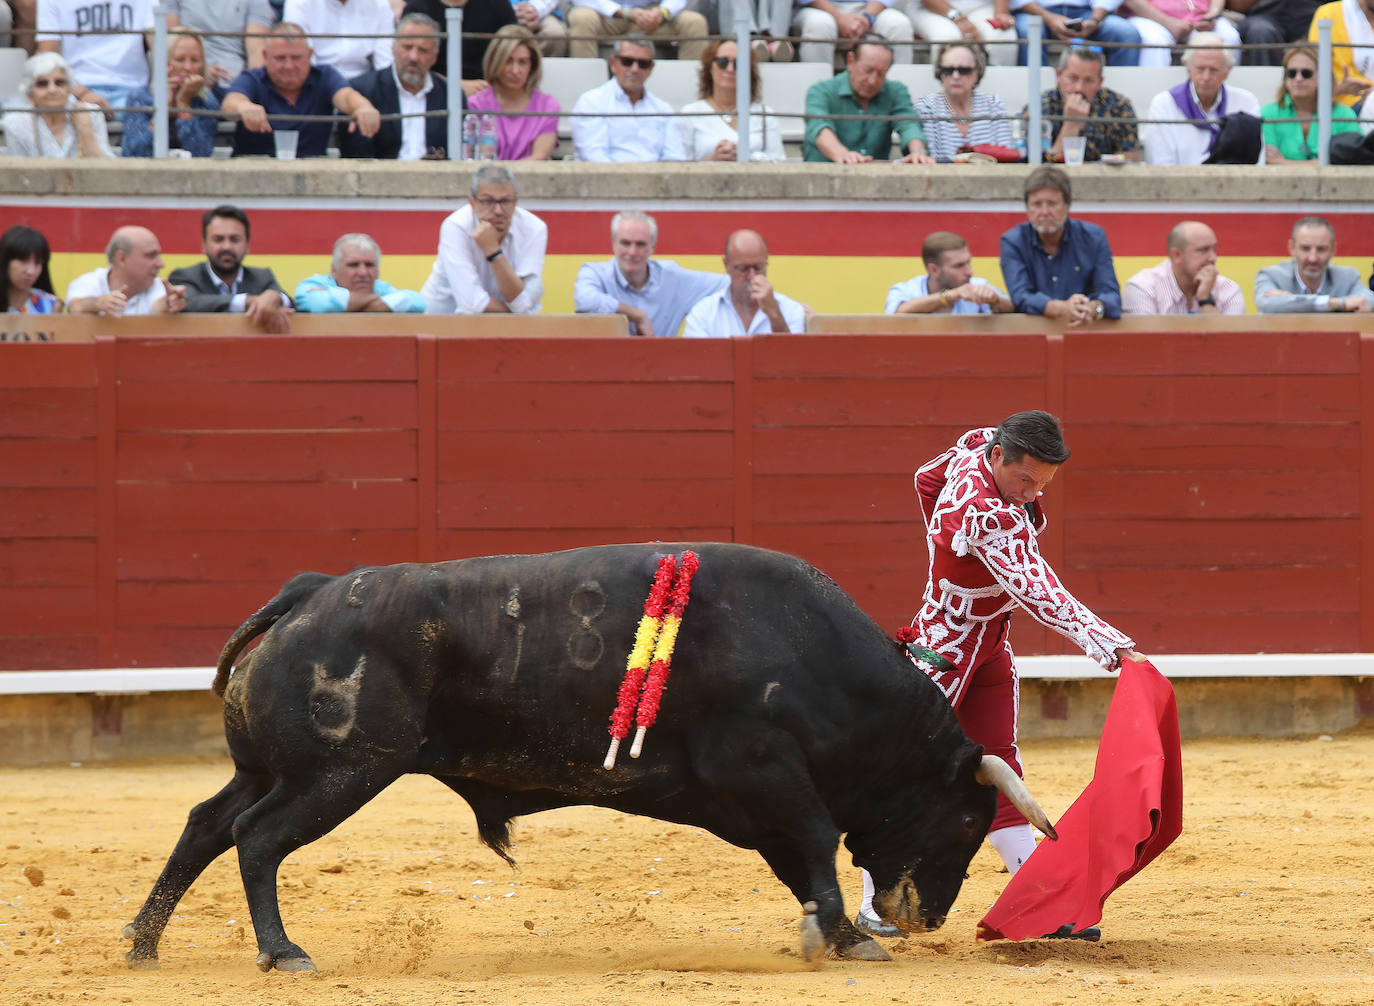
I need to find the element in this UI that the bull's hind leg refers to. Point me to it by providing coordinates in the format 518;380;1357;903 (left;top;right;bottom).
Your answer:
231;766;399;973
124;769;271;968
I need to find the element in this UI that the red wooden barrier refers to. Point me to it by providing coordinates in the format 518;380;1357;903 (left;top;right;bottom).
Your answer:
1;328;1367;670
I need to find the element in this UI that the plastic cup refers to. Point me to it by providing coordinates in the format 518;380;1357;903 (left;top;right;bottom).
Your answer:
1062;135;1086;166
273;130;299;160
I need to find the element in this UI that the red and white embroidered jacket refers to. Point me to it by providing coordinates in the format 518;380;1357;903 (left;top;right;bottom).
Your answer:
912;427;1133;673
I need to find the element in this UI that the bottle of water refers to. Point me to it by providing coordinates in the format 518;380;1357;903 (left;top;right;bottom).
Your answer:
461;115;479;161
478;114;499;161
1011;114;1027;162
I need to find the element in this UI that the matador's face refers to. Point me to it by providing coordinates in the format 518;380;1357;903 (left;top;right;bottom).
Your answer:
988;445;1058;506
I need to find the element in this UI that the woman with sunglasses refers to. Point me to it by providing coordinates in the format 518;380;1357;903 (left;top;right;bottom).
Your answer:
468;25;560;160
2;51;113;158
1261;44;1363;164
1;225;62;315
913;42;1014;162
679;39;784;162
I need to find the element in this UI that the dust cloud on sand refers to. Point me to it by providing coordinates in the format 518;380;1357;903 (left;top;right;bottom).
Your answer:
2;728;1372;1006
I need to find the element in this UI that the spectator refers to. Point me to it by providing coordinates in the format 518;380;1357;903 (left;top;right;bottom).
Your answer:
166;205;294;333
803;38;933;162
1308;1;1374;110
401;0;516;83
886;231;1012;314
512;0;569;58
340;12;455;159
1228;0;1322;66
914;42;1015;162
683;229;806;337
222;22;381;157
1123;221;1244;315
467;24;559;160
1142;34;1261;164
1034;45;1139;162
909;0;1019;67
165;0;272;97
2;224;61;314
678;38;785;162
1;51;113;158
121;28;221;158
1122;0;1241;69
35;0;153;112
999;165;1120;325
792;0;917;67
1255;215;1374;314
1262;44;1362;163
67;226;187;317
421;164;547;314
5;1;37;54
566;0;709;61
571;36;685;161
296;234;426;313
1011;1;1142;66
284;0;395;78
717;0;795;61
573;210;727;337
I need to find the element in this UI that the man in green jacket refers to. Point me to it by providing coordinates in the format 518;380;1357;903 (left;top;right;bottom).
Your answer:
803;39;934;163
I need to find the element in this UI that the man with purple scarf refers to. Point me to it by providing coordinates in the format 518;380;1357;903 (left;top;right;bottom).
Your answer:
1142;32;1262;164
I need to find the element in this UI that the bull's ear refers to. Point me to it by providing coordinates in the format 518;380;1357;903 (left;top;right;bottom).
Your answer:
945;741;985;788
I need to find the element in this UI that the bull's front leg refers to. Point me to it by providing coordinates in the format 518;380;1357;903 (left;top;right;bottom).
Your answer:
754;837;891;962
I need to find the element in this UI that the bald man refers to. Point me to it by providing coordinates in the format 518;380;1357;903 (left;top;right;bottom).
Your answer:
682;230;807;338
67;226;187;316
1122;220;1245;316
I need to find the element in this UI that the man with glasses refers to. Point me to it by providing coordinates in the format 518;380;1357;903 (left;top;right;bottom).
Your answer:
682;230;806;337
803;38;933;162
572;35;685;161
421;164;548;314
567;0;708;60
1031;45;1139;162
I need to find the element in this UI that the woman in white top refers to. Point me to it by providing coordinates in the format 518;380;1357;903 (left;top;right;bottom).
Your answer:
3;51;113;158
678;38;785;163
913;42;1015;162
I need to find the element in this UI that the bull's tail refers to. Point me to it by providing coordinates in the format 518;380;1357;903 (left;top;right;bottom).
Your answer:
212;571;336;698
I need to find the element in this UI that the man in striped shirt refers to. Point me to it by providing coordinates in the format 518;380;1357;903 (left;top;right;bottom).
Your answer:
1122;220;1245;316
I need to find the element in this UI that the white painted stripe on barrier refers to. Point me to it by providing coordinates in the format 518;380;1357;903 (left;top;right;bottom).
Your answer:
0;654;1369;695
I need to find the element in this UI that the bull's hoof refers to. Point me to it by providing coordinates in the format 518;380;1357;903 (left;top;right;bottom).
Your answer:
120;922;136;940
800;901;824;963
832;937;891;962
257;952;318;974
125;950;161;971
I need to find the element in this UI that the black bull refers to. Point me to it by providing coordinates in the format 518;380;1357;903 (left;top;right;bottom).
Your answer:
123;542;1053;972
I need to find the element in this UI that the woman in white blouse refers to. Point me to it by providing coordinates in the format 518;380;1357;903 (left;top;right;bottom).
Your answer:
3;52;113;159
678;38;785;162
913;42;1015;162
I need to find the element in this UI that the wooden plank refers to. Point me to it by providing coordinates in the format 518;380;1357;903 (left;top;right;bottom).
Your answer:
733;336;753;544
752;334;1048;379
1071;470;1357;519
437;338;732;382
1066;375;1360;422
753;474;916;523
748;521;921;571
1119;612;1358;654
1066;566;1357;614
0;439;97;487
117;430;418;482
114;627;240;667
1363;333;1374;650
117;481;417;532
0;388;98;437
437;478;732;529
0;539;97;586
1065;330;1360;376
752;377;1045;427
117;381;419;432
1068;422;1360;471
438;430;734;480
1067;517;1359;568
753;425;962;476
0;585;98;631
0;488;97;537
0;344;99;386
116;530;418;580
0;635;99;671
97;335;117;666
438;382;734;432
117;580;289;628
115;336;418;382
437;528;735;559
417;334;438;562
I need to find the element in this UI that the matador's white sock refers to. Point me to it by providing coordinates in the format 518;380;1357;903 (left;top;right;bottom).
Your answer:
987;824;1037;875
859;868;876;916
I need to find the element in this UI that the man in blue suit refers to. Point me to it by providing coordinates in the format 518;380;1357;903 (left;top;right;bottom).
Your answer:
340;13;458;160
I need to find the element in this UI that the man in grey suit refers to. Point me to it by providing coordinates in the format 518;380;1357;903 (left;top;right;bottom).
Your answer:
1254;216;1374;315
167;205;294;333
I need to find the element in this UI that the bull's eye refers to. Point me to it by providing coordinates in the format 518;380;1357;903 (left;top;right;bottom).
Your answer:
962;813;978;833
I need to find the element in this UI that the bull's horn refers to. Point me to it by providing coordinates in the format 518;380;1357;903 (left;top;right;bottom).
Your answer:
975;755;1059;841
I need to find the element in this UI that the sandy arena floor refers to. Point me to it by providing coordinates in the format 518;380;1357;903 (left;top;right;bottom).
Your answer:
3;726;1372;1006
